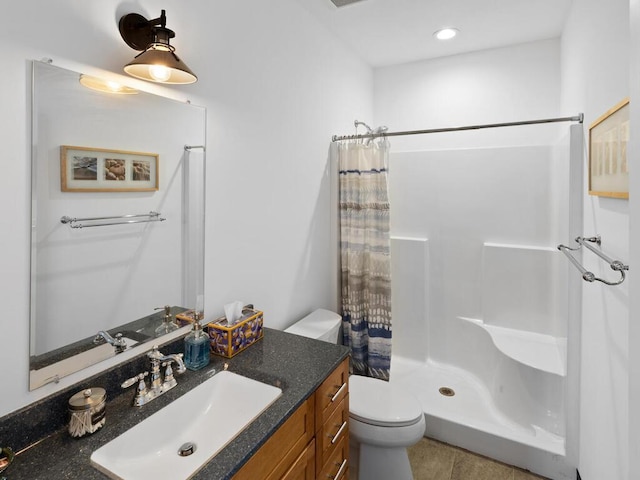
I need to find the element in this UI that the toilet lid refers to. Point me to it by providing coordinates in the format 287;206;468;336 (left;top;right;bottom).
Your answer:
349;375;423;427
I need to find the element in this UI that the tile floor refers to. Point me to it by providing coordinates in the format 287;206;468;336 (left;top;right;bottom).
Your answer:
407;437;549;480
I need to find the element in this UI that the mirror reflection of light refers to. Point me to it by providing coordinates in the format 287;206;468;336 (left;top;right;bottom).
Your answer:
149;65;171;82
79;74;139;95
106;81;124;92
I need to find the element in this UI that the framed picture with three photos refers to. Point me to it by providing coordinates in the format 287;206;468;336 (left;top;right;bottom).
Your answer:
60;145;159;192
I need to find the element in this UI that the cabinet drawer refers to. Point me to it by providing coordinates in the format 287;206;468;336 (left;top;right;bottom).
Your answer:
318;435;349;480
233;397;315;480
315;357;349;427
280;439;315;480
316;395;349;466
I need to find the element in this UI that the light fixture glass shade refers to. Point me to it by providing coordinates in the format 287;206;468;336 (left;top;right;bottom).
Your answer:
124;44;197;84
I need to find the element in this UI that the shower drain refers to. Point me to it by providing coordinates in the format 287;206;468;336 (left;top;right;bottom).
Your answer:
439;387;455;397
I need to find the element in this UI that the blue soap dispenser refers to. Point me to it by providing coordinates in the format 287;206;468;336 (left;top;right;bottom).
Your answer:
184;312;210;371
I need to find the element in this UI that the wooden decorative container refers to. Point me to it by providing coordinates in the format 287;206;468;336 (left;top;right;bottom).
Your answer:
175;309;198;328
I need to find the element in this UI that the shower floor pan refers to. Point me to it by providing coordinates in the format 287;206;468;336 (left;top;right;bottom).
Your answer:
390;356;566;458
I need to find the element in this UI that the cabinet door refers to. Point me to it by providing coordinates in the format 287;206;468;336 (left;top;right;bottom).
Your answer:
280;439;315;480
233;398;314;480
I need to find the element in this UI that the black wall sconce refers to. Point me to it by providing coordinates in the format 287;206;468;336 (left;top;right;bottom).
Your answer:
119;9;197;84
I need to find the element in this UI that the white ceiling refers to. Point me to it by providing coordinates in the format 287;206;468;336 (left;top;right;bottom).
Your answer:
297;0;573;67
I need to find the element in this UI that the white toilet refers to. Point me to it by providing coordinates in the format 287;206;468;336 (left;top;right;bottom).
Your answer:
285;309;426;480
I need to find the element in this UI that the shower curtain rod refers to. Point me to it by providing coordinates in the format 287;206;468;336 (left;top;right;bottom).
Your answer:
331;113;584;142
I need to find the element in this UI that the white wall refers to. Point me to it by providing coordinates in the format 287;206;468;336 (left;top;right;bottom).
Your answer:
561;0;631;479
374;38;562;151
0;0;372;417
628;2;640;478
388;146;565;337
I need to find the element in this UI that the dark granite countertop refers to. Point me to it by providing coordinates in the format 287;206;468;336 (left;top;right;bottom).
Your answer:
1;328;349;480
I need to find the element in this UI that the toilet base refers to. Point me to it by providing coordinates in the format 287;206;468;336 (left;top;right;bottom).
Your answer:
350;440;414;480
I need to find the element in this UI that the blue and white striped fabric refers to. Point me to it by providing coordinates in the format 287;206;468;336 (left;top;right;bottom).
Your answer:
338;139;392;380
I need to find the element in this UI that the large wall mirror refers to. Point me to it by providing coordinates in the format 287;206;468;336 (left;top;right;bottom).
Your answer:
29;61;206;390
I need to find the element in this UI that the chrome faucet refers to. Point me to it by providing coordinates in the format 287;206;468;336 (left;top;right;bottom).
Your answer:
93;330;127;353
147;346;186;393
121;346;186;407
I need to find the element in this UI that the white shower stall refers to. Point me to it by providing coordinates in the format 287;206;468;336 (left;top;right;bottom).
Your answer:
386;125;583;480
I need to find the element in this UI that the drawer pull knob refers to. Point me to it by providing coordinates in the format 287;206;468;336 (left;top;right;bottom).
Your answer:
329;382;347;403
329;421;348;444
327;458;348;479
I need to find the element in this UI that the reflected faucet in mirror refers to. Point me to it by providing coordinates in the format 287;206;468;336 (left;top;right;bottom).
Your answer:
93;331;128;354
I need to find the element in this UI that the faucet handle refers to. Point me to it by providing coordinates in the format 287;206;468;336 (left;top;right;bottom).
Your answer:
173;352;186;374
92;331;111;345
121;371;148;389
163;362;177;389
121;372;150;407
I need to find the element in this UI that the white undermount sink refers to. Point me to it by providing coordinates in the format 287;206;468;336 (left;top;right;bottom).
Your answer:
90;370;282;480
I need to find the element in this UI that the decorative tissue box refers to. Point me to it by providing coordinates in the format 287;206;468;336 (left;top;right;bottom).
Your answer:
206;308;264;358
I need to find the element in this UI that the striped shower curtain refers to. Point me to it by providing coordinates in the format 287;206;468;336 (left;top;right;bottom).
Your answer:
338;139;392;380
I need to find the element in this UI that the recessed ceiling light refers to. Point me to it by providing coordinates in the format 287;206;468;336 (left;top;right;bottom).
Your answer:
434;28;459;41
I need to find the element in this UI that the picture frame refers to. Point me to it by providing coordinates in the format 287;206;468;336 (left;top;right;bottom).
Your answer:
60;146;159;192
588;98;629;199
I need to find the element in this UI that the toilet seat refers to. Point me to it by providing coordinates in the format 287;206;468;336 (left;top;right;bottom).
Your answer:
349;375;423;427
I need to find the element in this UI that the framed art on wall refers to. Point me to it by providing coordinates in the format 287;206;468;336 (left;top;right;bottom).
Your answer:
588;98;629;199
60;145;159;192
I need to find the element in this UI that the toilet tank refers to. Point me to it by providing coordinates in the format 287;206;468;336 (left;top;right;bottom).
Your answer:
284;309;342;344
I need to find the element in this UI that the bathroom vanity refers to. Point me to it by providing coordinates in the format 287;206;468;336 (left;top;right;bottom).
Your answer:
233;353;349;480
0;328;349;479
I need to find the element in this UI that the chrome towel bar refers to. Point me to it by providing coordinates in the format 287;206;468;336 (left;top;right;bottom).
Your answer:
60;211;165;229
557;236;629;286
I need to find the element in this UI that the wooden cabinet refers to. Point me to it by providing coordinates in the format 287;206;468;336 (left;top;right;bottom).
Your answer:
232;358;349;480
318;435;348;480
315;358;349;479
281;439;316;480
233;398;315;480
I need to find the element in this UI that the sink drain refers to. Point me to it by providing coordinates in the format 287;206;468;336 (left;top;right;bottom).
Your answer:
178;442;197;457
439;387;455;397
